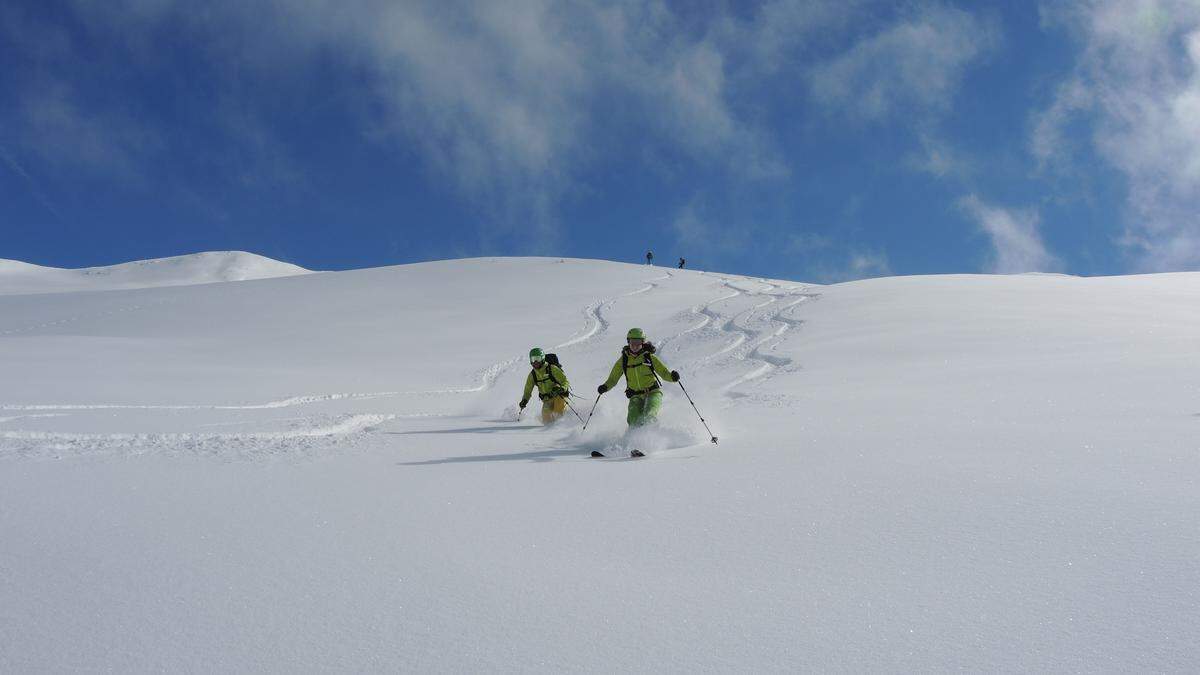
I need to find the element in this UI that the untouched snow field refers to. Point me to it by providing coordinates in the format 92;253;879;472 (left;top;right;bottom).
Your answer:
0;250;311;296
1;256;1197;671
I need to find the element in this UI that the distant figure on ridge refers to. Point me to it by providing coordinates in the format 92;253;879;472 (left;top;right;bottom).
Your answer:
520;348;571;424
596;328;679;432
646;250;653;265
678;257;686;269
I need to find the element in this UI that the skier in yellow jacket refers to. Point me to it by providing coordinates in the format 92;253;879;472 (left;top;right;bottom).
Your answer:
520;348;570;424
597;328;680;427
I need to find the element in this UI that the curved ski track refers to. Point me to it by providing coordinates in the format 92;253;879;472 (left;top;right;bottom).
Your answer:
0;272;679;454
0;413;404;460
0;270;816;455
674;279;818;399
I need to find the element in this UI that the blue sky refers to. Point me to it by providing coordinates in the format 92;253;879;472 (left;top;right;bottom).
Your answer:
2;1;1199;281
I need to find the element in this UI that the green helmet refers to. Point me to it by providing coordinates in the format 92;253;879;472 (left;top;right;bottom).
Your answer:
529;347;545;363
626;328;646;340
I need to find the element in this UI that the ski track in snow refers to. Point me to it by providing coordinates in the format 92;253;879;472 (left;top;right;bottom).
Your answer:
0;391;409;411
0;271;680;456
0;270;678;413
563;271;673;350
0;413;69;424
672;278;818;398
0;269;817;457
0;413;400;460
427;270;674;403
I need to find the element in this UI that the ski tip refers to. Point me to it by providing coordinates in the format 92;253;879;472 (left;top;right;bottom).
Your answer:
630;449;645;458
590;450;605;458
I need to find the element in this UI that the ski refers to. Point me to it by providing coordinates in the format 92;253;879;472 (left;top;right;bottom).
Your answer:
590;449;645;458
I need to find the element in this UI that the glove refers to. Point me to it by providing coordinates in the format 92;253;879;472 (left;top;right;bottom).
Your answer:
670;370;680;382
519;399;528;409
597;384;608;394
552;387;566;398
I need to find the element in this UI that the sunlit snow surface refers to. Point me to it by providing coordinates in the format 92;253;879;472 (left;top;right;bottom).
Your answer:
1;257;1197;671
0;250;311;295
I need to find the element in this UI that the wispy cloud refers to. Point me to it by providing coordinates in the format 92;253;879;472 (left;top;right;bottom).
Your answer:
1036;1;1200;271
786;231;835;254
959;195;1061;273
907;131;975;179
805;3;999;273
13;0;817;239
846;250;892;279
15;80;162;184
805;249;892;283
670;201;749;254
1;0;1012;274
0;144;65;222
808;4;1000;121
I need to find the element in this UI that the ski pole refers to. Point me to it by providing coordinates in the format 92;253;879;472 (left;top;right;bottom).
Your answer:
516;406;524;422
562;397;585;424
677;380;718;444
581;393;602;432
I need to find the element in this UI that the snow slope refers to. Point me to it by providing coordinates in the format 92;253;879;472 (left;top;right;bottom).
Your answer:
1;257;1197;671
0;250;311;295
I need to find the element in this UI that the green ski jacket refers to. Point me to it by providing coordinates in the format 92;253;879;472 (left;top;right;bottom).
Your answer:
603;347;675;394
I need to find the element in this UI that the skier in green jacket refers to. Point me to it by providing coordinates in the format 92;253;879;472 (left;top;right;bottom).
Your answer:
597;328;680;427
520;347;571;424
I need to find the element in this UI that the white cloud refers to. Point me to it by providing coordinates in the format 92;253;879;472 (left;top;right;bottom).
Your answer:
847;250;892;278
908;131;974;179
3;0;1001;252
807;249;892;283
670;201;748;253
808;4;1000;121
0;144;65;222
23;0;814;235
16;80;162;184
1035;0;1200;271
787;231;835;254
245;1;808;226
959;195;1062;274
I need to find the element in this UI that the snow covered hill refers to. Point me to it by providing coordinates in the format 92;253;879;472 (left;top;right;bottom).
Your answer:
1;257;1197;671
0;250;311;295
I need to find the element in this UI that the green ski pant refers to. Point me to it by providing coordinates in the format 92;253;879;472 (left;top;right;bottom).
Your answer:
627;389;663;427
